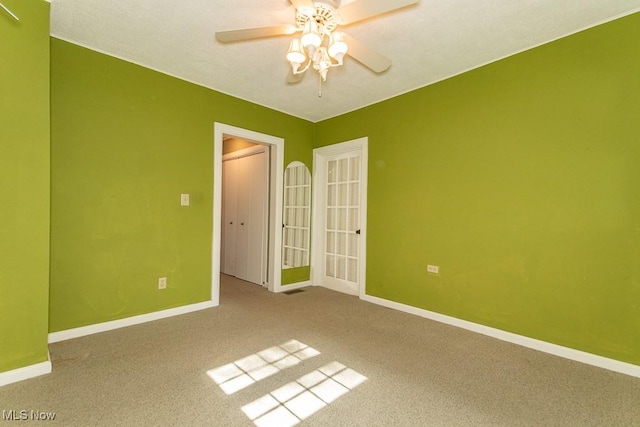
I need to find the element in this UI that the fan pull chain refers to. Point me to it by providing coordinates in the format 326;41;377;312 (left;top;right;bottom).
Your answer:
318;73;322;98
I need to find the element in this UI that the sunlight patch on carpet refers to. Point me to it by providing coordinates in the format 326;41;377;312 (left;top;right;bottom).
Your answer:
207;340;320;395
241;361;367;426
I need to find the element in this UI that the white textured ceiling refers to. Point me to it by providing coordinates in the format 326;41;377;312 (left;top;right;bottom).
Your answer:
50;0;640;122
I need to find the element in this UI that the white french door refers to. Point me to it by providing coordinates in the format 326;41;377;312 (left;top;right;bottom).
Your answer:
312;138;368;297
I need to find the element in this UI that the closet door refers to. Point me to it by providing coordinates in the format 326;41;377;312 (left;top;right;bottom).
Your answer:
235;151;268;285
222;159;239;276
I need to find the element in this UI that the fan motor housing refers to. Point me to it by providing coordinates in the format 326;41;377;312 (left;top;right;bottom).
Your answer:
296;1;340;33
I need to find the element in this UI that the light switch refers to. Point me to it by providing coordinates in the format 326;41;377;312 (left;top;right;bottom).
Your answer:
181;194;190;206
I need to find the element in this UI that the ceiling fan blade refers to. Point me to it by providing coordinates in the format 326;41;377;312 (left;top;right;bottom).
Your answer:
286;69;306;84
343;33;391;73
216;25;296;43
289;0;315;13
338;0;419;25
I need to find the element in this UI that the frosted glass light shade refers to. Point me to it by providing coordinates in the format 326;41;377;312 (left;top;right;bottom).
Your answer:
328;32;348;63
287;38;306;64
301;20;321;51
319;48;331;81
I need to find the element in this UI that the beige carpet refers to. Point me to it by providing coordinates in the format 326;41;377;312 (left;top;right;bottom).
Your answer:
1;275;639;426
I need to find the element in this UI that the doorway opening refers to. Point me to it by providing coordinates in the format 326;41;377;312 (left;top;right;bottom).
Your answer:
221;141;269;286
212;123;284;305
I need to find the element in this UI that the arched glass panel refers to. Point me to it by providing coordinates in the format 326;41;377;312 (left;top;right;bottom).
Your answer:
282;162;311;268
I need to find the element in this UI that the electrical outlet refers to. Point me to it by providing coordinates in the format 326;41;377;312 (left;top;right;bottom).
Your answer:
180;194;190;206
158;277;167;289
427;265;440;274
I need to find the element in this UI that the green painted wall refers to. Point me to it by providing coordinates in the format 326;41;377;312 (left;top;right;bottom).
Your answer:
50;39;314;332
316;13;640;365
282;266;311;286
0;0;50;373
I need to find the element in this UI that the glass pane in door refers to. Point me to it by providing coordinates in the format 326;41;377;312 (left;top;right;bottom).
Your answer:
324;153;360;283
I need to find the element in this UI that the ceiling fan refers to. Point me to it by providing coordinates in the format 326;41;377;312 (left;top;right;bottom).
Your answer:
215;0;419;92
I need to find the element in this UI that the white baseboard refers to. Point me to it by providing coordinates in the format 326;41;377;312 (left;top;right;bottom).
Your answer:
0;359;52;387
361;294;640;378
48;300;216;343
277;280;311;292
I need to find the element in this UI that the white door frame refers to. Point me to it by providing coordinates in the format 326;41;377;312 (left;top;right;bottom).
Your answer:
212;123;284;305
311;137;368;299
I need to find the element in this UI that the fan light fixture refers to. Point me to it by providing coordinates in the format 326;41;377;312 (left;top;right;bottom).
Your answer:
287;2;348;86
216;0;419;96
